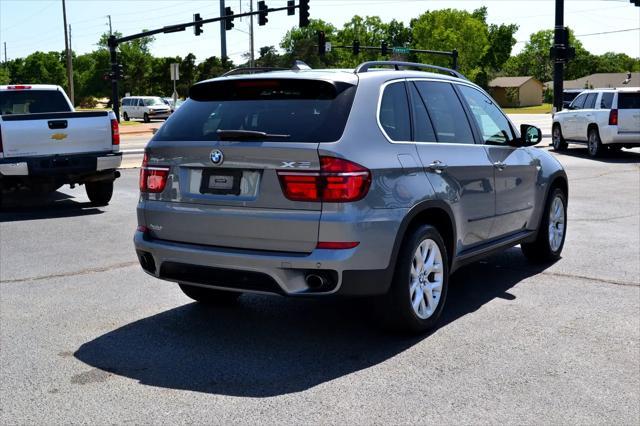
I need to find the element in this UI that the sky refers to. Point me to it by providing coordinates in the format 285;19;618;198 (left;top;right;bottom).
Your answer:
1;0;639;66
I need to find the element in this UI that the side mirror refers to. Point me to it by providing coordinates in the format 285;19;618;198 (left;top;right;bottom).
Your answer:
519;124;542;146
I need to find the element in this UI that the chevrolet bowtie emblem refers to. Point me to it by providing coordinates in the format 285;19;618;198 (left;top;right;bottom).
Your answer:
51;133;68;140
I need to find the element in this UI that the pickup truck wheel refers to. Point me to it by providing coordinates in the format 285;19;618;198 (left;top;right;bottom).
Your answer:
552;124;567;151
179;284;242;305
587;127;604;158
378;225;449;334
123;112;130;121
85;180;113;206
143;113;150;123
522;187;567;263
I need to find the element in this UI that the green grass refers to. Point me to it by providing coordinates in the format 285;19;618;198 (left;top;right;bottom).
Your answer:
503;103;552;114
119;121;141;126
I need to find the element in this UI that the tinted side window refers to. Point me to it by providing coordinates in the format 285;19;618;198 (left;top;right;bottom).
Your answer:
408;83;436;142
123;99;130;106
571;94;587;109
414;81;474;144
379;82;411;141
137;99;143;106
584;93;597;109
600;93;614;109
618;93;640;109
458;85;515;145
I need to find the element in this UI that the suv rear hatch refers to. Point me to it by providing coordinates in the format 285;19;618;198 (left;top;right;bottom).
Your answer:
616;91;640;133
142;75;357;253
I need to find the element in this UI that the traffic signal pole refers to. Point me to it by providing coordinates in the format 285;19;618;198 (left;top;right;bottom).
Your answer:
552;0;564;113
106;1;306;122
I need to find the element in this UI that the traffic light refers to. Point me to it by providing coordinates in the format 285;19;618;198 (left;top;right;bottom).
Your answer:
352;40;360;55
287;0;295;15
224;6;234;31
193;13;203;36
258;1;268;26
299;0;310;27
381;41;388;56
109;63;124;80
318;31;326;56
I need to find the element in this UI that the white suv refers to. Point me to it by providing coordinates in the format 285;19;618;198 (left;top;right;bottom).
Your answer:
121;96;171;123
552;88;640;157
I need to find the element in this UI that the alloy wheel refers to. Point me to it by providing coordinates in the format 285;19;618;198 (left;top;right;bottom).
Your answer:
548;195;565;252
409;239;444;319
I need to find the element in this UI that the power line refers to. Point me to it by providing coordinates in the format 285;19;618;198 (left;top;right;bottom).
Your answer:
575;27;640;37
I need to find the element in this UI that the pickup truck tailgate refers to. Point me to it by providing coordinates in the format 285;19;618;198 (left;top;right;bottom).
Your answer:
0;111;113;158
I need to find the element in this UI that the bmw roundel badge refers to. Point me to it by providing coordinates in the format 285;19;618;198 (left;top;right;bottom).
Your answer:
210;149;224;166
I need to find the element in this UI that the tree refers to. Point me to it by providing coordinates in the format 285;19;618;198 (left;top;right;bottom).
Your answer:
197;56;234;81
411;9;489;81
280;19;340;68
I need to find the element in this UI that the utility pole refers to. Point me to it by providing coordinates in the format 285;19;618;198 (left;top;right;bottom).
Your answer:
552;0;564;113
68;24;74;104
107;15;112;35
62;0;74;106
249;0;255;67
219;0;227;59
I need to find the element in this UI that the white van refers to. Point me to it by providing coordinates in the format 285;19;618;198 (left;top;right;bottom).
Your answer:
121;96;171;122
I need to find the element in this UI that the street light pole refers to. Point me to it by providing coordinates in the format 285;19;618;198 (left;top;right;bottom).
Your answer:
62;0;74;106
219;0;227;59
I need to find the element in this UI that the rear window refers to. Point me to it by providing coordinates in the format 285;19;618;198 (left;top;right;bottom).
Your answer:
618;93;640;109
154;79;356;142
0;90;71;115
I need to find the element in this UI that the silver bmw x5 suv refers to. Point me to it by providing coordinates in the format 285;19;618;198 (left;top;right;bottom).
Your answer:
134;61;568;333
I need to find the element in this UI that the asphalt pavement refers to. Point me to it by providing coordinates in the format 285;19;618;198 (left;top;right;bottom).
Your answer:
1;132;639;424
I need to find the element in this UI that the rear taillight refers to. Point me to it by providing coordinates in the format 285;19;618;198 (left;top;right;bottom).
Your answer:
277;156;371;202
111;119;120;146
609;109;618;126
139;152;170;193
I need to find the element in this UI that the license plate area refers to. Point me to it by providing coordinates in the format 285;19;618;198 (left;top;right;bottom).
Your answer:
200;169;242;195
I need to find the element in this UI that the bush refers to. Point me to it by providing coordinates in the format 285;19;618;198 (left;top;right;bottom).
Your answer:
78;96;98;109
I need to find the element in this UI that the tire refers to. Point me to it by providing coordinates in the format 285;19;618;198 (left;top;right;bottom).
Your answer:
123;112;130;122
587;127;604;158
379;225;449;334
85;180;114;206
552;124;568;151
179;283;242;305
143;113;150;123
521;187;567;263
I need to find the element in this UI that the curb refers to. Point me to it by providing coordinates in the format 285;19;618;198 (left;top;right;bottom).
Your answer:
122;149;145;155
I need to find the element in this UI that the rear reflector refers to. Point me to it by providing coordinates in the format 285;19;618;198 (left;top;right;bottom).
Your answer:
6;85;31;90
136;225;148;233
316;241;360;249
111;119;120;146
139;152;170;193
609;109;618;126
277;156;371;202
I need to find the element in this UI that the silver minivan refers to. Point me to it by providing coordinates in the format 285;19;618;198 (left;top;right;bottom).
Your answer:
134;62;568;333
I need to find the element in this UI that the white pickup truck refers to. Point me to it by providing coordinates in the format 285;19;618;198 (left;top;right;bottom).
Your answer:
552;87;640;157
0;84;121;206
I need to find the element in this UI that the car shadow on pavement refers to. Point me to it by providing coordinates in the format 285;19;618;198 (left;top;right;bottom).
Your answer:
0;190;103;222
553;147;640;164
74;248;552;397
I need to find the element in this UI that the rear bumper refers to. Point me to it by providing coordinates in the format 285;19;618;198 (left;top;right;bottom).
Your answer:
133;229;396;297
598;126;640;145
0;152;122;177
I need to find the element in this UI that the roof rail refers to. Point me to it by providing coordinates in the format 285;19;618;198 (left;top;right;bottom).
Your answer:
354;61;467;80
222;67;287;77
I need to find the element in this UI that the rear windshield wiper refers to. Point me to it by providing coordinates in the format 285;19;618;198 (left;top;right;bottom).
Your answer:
216;129;291;140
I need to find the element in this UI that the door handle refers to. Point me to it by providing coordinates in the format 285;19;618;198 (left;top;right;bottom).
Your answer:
427;161;448;174
493;161;506;170
48;120;68;129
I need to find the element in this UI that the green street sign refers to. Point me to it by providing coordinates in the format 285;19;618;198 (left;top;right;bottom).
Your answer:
392;47;410;54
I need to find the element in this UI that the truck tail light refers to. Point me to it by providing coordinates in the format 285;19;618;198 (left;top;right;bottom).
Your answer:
139;152;170;193
277;156;371;202
609;109;618;126
111;119;120;146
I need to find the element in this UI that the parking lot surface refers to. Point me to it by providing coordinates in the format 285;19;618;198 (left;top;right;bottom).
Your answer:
1;143;639;424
